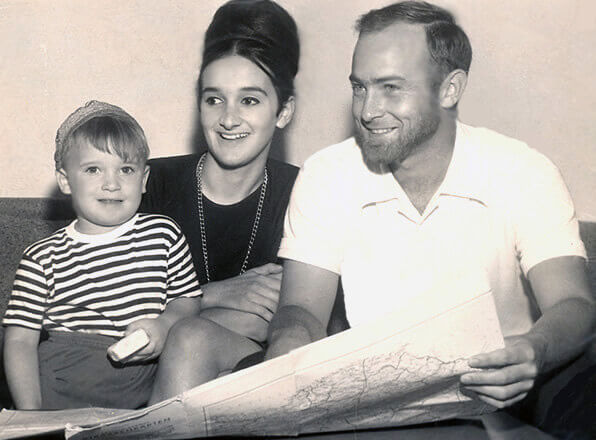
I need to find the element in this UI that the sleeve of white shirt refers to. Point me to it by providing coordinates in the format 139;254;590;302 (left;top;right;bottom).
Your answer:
278;156;348;275
512;148;586;275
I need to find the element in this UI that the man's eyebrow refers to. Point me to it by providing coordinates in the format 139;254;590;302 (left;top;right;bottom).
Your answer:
349;74;407;83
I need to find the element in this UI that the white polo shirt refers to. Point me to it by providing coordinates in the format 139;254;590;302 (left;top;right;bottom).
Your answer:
279;122;586;336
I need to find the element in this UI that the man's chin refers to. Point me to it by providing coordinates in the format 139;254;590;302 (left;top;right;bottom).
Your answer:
355;136;394;174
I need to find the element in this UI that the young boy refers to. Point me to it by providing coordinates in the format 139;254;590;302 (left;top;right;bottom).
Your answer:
2;100;202;410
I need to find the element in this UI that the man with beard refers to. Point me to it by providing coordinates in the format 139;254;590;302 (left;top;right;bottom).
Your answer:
266;0;594;429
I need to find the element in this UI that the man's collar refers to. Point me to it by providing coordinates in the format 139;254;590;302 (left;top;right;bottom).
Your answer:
359;121;489;208
436;121;489;206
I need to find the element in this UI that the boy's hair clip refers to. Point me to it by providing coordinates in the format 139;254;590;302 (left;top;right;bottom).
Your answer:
55;100;141;152
54;100;145;170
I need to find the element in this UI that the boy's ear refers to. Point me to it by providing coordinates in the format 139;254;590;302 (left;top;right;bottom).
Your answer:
55;169;72;195
276;96;295;129
142;165;150;194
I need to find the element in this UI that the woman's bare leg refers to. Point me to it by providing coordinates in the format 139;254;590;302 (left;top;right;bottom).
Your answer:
149;317;261;404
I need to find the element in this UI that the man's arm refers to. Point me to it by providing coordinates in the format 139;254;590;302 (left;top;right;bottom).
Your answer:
461;255;595;408
265;259;340;360
3;326;42;409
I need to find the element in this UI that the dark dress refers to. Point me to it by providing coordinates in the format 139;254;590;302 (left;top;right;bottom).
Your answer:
140;154;299;285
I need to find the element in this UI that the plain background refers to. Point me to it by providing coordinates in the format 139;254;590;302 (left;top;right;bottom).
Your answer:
1;0;594;221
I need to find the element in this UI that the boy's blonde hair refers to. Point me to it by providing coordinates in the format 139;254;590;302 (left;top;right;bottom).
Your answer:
55;100;149;171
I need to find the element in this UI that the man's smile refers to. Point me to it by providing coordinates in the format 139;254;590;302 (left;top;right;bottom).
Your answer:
367;127;396;135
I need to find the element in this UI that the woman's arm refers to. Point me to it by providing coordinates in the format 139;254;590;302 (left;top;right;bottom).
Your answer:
200;263;282;321
197;263;282;340
4;326;42;409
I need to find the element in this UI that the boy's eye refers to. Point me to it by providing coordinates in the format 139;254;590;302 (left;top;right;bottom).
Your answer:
241;97;260;106
121;166;135;175
84;166;100;174
204;96;222;106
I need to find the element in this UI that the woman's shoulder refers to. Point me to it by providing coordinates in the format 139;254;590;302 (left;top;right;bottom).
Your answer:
147;154;201;176
266;158;299;183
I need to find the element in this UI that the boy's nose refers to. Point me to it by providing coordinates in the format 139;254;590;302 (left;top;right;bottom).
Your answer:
102;172;121;191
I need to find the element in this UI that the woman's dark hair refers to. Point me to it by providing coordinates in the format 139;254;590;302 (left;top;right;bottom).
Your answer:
356;1;472;80
198;0;300;109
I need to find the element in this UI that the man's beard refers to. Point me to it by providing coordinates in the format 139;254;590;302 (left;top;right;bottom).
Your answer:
355;115;440;174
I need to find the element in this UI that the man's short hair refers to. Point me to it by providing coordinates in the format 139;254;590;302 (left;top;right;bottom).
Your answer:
355;1;472;80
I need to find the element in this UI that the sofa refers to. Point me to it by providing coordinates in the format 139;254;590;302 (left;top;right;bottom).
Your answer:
1;197;595;435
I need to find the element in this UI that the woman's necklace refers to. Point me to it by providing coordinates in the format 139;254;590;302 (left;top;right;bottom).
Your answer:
195;153;268;283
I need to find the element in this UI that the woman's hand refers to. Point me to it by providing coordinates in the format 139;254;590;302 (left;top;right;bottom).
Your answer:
201;263;283;322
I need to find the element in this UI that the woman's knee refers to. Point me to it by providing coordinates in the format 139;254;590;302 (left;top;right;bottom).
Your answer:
166;317;222;353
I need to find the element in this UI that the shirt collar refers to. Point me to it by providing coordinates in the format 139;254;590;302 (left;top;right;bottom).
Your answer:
360;121;489;209
437;121;489;206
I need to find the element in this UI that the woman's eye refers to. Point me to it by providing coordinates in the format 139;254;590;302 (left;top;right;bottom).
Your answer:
241;97;260;105
85;166;100;174
204;96;222;105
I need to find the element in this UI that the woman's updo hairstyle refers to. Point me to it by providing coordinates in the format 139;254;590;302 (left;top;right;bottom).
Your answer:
198;0;300;110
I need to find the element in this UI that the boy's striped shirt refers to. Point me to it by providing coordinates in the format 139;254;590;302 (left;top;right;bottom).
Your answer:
3;213;201;337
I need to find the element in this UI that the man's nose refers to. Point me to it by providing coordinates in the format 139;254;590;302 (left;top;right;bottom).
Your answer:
360;91;384;122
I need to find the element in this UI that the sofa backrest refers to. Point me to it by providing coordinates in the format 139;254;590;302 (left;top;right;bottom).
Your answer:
0;198;76;318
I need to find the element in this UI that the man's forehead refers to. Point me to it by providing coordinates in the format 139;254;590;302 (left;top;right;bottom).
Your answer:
351;22;432;79
355;22;427;57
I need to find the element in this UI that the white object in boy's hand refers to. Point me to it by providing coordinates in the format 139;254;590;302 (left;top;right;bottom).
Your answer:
107;329;150;362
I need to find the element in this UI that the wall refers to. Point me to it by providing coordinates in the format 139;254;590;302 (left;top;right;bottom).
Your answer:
1;0;594;220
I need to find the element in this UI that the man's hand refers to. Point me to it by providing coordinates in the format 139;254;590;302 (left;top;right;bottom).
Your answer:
265;326;312;361
200;263;283;322
460;335;545;408
121;318;169;363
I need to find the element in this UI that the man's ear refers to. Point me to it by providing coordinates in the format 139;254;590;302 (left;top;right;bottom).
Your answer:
439;69;468;109
142;165;150;194
55;169;72;195
276;96;295;129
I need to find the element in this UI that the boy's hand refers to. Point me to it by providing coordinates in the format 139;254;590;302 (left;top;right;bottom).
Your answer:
120;318;169;363
118;298;201;363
